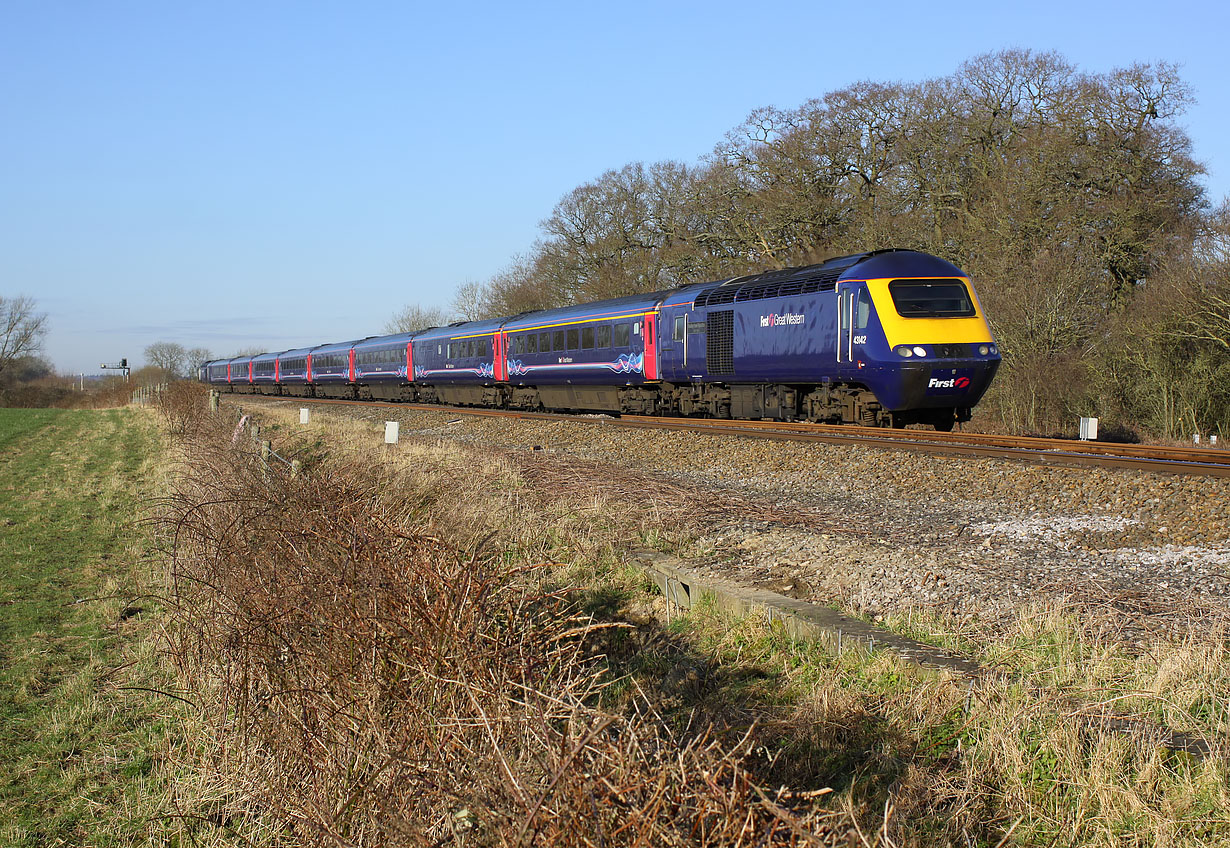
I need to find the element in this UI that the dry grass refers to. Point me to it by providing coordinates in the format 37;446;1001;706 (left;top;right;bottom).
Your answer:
156;405;1230;847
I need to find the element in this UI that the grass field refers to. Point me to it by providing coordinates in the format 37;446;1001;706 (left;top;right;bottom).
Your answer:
0;408;183;846
6;401;1225;845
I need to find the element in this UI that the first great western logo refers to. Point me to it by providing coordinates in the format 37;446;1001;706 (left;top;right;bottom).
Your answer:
925;369;974;393
760;312;805;327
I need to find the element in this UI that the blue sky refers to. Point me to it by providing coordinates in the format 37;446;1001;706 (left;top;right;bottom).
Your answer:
3;0;1228;375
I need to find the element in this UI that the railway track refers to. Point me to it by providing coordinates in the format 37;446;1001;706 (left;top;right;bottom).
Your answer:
231;394;1230;478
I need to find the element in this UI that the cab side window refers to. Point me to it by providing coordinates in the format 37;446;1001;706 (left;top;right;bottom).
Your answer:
856;288;872;330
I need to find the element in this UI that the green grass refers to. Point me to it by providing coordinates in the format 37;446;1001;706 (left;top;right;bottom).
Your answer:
0;408;184;846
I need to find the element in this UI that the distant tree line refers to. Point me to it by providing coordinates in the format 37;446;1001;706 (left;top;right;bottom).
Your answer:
440;50;1226;437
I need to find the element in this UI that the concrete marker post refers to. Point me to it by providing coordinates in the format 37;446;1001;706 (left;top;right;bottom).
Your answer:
384;421;399;445
300;407;310;425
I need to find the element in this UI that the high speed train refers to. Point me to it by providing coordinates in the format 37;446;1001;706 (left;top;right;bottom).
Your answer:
202;249;1000;429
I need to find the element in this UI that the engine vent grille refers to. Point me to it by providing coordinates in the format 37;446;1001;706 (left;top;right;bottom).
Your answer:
707;310;734;375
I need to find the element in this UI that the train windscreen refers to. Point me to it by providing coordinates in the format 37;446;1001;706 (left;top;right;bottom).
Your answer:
887;279;976;317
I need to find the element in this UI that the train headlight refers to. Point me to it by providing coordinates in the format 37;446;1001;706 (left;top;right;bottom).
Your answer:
895;346;913;358
978;344;990;355
989;344;998;355
912;346;927;357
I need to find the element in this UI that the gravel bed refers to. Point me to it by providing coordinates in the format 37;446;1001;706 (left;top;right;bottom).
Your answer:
251;399;1230;640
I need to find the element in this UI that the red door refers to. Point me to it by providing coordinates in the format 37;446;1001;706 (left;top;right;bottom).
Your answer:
493;332;508;381
348;349;356;382
406;342;414;382
642;313;659;380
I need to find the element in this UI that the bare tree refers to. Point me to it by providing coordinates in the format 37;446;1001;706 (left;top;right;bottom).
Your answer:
144;341;187;379
185;347;214;374
0;295;48;378
383;304;452;334
451;280;493;321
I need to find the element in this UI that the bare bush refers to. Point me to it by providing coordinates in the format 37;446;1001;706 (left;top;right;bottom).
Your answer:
161;417;837;845
153;381;209;437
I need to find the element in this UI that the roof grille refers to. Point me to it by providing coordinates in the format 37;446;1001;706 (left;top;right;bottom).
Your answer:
694;269;844;308
690;251;886;308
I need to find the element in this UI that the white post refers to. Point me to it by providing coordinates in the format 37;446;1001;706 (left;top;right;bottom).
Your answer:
1194;433;1201;445
384;421;399;444
1079;417;1098;441
1211;435;1219;446
300;407;310;425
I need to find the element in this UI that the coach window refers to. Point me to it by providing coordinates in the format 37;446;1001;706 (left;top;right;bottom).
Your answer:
552;330;565;351
581;327;594;349
566;328;578;349
597;325;610;348
526;334;537;353
614;323;630;347
513;336;524;355
673;316;684;341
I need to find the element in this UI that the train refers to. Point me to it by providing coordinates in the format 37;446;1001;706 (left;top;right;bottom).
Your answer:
200;249;1001;430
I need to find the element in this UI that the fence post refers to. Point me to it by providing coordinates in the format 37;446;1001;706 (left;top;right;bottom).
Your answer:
209;391;219;413
260;441;271;478
290;459;301;478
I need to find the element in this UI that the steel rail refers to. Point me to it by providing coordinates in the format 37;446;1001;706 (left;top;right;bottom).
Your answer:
233;395;1230;478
